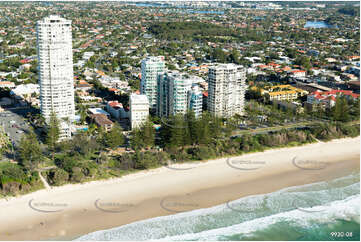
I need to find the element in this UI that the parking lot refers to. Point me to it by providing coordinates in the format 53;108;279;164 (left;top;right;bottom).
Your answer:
0;109;30;147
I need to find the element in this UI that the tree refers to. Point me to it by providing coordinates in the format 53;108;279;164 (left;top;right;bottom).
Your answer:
104;123;124;149
71;132;99;156
212;48;227;63
198;113;212;145
18;128;42;170
130;119;155;150
46;112;60;160
185;111;204;145
78;104;87;124
228;49;241;64
142;120;155;148
332;96;349;122
295;56;311;70
130;128;141;151
209;114;223;139
169;115;186;148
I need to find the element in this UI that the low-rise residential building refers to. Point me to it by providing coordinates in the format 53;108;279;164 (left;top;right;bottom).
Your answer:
130;93;149;130
90;113;113;132
261;85;308;101
290;70;307;78
59;122;72;140
77;92;102;103
0;81;15;89
10;83;40;97
106;100;128;120
75;80;92;92
306;90;360;109
83;51;95;60
88;108;110;117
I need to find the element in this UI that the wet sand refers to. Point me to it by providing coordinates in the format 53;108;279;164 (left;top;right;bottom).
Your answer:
0;137;359;241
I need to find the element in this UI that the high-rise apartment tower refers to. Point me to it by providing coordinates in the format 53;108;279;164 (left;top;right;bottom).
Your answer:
140;56;165;110
207;63;247;117
37;15;75;139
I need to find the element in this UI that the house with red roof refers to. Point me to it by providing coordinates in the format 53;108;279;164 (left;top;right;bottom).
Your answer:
19;59;31;64
108;88;120;95
106;100;128;120
290;70;306;78
306;90;359;109
0;81;15;89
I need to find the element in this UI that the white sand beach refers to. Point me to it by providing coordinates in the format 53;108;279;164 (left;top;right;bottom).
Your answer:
0;137;359;240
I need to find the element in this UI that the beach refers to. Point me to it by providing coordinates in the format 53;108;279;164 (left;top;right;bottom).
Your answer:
0;137;359;241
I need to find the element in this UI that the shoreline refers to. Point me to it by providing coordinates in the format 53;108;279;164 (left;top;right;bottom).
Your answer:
0;137;359;241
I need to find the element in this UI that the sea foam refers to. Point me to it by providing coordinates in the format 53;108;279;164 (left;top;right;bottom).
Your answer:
76;173;360;241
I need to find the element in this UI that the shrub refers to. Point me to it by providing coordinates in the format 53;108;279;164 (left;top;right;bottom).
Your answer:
47;168;69;186
71;167;85;182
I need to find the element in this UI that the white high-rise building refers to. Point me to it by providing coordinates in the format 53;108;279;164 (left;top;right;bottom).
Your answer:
130;94;149;130
37;15;75;139
157;71;196;118
140;56;165;110
207;63;247;118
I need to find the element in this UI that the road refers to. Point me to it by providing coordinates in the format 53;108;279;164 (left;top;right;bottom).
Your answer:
0;109;30;146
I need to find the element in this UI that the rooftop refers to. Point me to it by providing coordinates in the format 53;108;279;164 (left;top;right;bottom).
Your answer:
91;114;113;126
209;63;244;70
142;56;165;63
130;94;149;104
311;90;360;99
37;15;70;24
88;108;110;116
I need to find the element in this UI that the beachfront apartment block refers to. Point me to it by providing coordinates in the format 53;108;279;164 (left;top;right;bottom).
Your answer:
188;85;203;118
207;63;247;117
140;56;165;110
157;71;202;118
36;15;75;139
157;71;192;117
130;94;149;130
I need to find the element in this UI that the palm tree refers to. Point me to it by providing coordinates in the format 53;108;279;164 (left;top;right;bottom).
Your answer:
86;123;97;136
78;104;87;124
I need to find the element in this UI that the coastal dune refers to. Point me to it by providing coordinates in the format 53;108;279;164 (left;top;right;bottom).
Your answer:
0;137;359;241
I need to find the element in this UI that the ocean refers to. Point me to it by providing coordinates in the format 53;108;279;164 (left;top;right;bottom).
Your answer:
76;172;360;241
